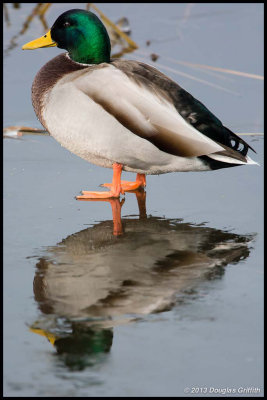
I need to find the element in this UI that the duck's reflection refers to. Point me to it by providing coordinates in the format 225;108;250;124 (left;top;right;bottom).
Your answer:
31;190;254;370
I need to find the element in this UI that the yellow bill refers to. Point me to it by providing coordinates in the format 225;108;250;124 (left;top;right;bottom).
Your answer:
22;30;57;50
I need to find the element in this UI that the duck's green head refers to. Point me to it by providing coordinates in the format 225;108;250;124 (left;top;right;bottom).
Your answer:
22;9;111;64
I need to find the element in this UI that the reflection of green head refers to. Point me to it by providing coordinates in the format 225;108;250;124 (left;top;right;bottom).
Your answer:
51;9;111;64
54;326;113;371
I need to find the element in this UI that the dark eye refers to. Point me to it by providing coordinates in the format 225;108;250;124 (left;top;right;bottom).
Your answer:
63;21;71;27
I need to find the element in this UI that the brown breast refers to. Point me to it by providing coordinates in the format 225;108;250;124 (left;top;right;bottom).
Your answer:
31;53;88;129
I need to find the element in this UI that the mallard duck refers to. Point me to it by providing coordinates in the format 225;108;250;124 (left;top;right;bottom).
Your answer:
22;9;257;199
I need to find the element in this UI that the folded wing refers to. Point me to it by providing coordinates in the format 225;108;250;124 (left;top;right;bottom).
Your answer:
76;60;254;160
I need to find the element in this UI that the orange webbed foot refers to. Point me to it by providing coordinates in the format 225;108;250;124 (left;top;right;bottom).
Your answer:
76;189;122;200
101;173;146;192
76;163;124;200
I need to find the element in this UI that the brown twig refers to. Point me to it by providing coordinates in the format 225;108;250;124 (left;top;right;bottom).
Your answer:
90;3;138;50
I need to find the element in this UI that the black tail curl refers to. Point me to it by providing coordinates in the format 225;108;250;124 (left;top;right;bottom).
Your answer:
223;126;256;156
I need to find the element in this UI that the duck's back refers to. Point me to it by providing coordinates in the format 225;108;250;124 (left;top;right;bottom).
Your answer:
31;54;256;173
110;60;255;163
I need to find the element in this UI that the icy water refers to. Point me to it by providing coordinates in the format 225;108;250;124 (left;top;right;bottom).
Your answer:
4;3;263;397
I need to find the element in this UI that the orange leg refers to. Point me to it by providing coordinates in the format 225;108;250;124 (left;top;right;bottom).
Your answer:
101;173;146;192
110;198;124;236
76;163;124;199
135;189;147;219
74;197;125;236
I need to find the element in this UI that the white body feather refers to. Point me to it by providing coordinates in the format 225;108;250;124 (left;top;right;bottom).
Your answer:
43;63;253;173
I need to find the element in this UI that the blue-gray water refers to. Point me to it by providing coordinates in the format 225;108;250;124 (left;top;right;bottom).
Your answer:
4;3;263;397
